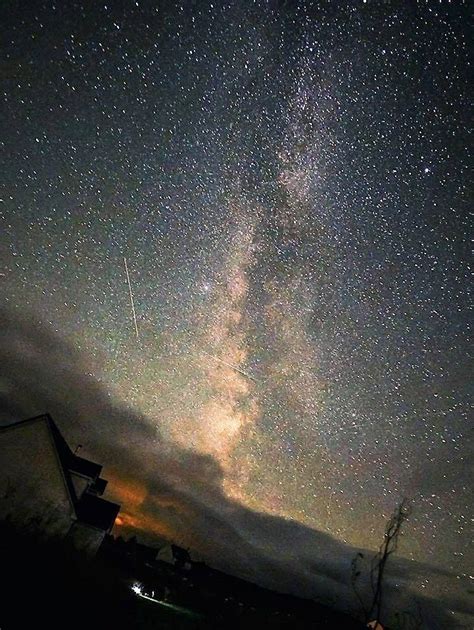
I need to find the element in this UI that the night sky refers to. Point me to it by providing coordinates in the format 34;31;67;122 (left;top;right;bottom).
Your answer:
1;1;472;627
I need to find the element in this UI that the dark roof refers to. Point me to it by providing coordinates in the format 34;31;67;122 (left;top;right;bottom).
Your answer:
70;455;102;480
90;478;108;496
171;545;191;562
76;493;120;532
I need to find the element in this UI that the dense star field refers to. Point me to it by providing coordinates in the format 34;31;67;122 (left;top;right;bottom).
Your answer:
1;1;472;627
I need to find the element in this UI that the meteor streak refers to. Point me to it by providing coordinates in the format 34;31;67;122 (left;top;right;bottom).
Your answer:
124;256;139;340
201;350;258;381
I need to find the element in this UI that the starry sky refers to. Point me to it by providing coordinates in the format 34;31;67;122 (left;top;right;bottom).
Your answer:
0;1;472;627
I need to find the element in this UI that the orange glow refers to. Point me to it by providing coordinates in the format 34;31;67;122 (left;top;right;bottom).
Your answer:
107;472;148;508
107;469;194;544
114;509;175;540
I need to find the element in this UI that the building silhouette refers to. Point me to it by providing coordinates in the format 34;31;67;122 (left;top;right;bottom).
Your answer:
0;414;120;555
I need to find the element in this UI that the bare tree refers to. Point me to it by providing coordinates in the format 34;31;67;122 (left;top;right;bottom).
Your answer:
352;499;410;628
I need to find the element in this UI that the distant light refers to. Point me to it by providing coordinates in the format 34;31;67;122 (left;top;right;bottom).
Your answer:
131;582;143;595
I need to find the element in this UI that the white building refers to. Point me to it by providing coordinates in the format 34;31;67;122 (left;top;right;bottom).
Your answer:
0;414;120;555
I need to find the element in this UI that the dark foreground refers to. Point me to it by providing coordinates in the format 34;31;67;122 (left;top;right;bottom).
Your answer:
0;521;365;629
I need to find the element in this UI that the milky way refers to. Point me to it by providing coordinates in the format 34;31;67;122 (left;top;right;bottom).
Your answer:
1;1;472;626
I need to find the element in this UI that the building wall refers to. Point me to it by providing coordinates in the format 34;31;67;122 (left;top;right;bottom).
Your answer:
156;544;174;564
0;419;75;537
70;473;90;500
67;521;105;556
